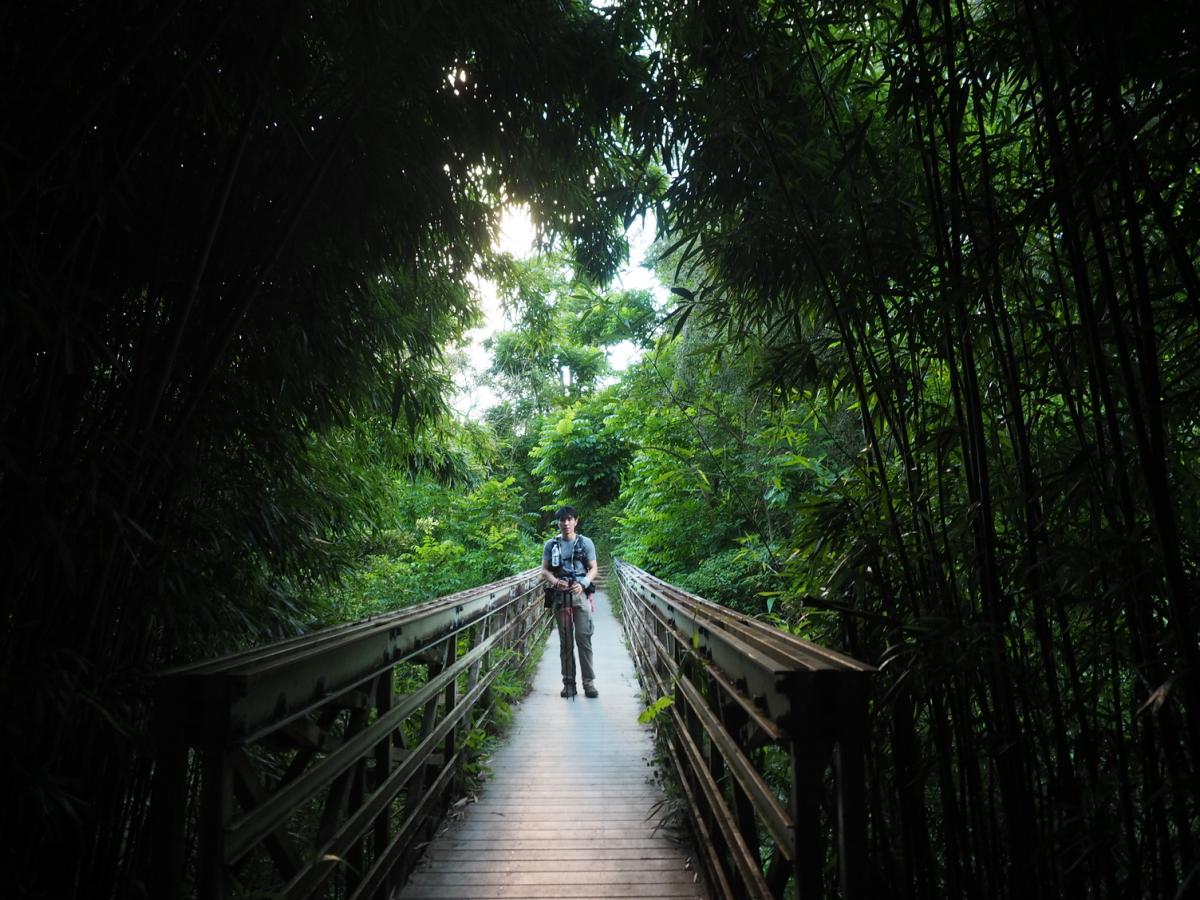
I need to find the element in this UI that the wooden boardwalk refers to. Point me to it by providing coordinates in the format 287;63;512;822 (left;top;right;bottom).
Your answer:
399;587;706;899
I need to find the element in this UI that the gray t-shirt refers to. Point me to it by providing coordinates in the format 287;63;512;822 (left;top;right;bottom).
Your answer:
543;534;596;580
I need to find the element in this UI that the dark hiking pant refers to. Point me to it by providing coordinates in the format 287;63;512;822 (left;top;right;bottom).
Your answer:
554;596;595;689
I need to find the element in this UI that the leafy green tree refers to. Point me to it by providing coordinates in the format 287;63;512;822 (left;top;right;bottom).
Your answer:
484;254;666;546
530;389;631;513
484;255;618;418
550;331;851;613
630;0;1200;894
0;3;659;895
571;283;660;350
313;470;539;626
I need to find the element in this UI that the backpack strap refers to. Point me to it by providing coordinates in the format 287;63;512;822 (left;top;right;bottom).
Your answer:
553;536;593;593
575;536;595;595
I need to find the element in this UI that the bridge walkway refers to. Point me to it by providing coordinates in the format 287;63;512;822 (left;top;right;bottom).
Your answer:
398;587;706;899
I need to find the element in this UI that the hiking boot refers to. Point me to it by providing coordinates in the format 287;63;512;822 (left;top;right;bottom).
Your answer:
560;685;577;698
584;685;598;698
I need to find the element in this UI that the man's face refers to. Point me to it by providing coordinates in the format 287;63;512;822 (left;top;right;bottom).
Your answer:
557;515;577;538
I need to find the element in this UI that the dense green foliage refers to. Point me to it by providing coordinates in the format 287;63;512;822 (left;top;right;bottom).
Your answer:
529;0;1200;894
5;0;1199;897
309;471;540;626
0;3;657;895
612;1;1200;897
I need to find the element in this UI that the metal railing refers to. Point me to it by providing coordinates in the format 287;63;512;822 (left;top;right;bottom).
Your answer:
148;569;548;899
615;559;874;900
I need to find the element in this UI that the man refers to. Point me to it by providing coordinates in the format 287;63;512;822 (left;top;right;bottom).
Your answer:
541;506;599;698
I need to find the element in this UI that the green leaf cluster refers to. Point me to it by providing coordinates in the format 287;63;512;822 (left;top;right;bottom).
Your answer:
626;0;1200;895
0;3;661;893
307;470;539;627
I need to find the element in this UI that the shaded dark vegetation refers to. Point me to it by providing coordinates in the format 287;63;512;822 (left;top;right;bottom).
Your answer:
625;2;1200;897
2;0;1198;897
0;2;655;895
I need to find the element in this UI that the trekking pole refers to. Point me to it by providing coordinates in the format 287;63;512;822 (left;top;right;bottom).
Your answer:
569;604;576;701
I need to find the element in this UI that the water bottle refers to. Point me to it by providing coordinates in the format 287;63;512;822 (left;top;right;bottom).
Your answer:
551;541;561;567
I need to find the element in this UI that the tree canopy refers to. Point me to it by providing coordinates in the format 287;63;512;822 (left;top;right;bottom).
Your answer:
0;3;659;894
623;1;1200;895
4;0;1199;897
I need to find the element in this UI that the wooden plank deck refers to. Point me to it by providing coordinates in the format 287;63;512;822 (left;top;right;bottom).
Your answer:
399;587;706;899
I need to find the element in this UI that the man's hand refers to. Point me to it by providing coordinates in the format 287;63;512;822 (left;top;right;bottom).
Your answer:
555;579;569;591
569;581;584;595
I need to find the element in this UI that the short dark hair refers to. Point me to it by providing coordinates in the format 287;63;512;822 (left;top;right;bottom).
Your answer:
555;505;578;521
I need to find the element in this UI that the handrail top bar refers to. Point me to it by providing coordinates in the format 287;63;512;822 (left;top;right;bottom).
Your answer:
615;559;874;675
627;571;797;678
154;570;545;745
657;580;872;674
619;562;843;728
157;569;540;681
